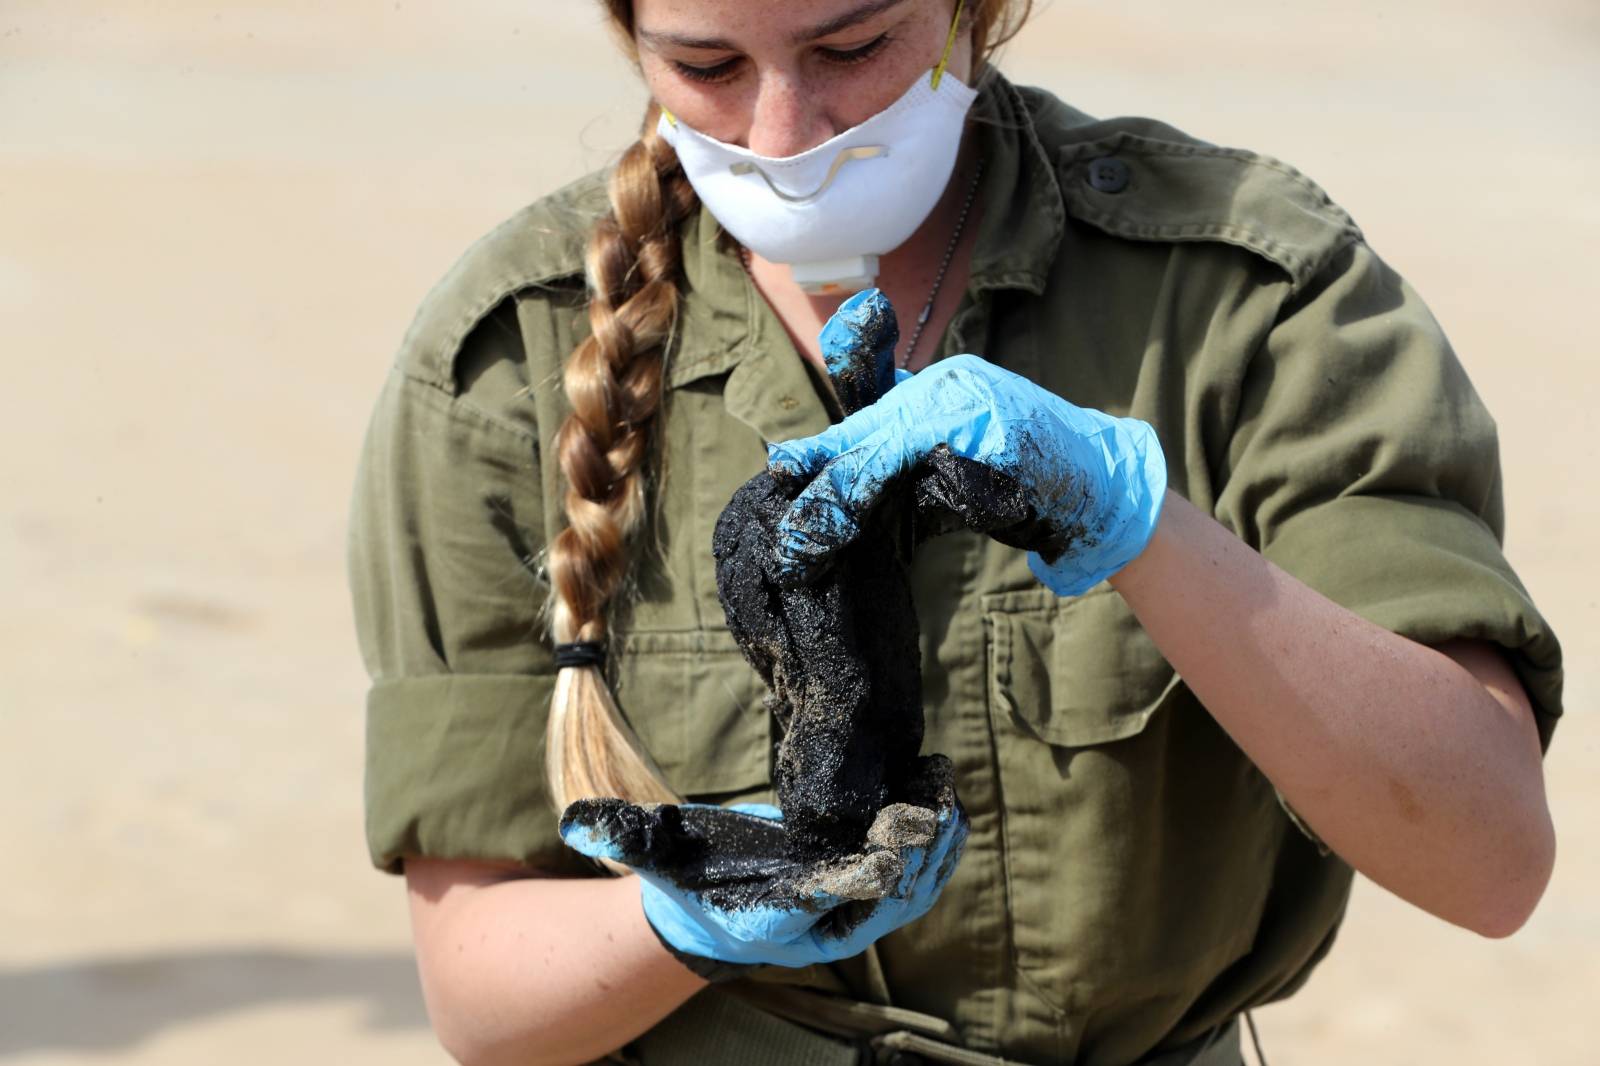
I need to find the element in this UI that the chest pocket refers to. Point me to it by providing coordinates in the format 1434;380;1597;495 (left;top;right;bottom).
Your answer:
983;584;1251;1022
612;628;775;798
984;585;1177;748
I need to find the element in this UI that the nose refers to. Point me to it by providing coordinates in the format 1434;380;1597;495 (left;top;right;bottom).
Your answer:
746;72;836;158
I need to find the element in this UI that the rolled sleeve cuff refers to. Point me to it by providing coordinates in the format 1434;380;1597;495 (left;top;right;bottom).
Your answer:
1260;493;1564;751
365;673;595;877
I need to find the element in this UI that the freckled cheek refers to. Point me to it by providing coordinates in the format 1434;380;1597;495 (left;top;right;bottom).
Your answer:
810;51;937;127
813;81;903;128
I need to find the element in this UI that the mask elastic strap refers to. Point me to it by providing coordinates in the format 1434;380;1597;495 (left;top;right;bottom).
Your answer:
930;0;967;90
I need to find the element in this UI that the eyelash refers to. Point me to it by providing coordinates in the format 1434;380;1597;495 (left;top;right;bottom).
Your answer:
673;33;893;85
822;33;893;67
674;57;741;84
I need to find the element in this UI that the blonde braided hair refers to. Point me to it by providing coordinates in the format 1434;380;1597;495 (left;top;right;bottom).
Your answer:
547;0;1036;819
545;100;694;815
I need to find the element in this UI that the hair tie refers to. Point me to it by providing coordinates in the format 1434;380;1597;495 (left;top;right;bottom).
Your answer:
554;641;607;670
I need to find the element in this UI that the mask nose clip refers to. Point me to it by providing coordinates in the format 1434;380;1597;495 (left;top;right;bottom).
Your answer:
729;145;890;204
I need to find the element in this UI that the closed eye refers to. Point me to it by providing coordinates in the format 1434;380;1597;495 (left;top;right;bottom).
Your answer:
673;56;743;84
669;30;893;85
819;33;892;66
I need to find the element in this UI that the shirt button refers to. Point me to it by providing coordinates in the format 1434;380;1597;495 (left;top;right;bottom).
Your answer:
1086;156;1131;194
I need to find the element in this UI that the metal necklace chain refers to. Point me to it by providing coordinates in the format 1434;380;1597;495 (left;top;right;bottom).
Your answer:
900;158;983;369
736;158;985;370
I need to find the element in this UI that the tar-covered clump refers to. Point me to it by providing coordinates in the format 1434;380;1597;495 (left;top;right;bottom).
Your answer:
714;468;923;857
561;292;1072;923
561;758;957;917
712;295;1063;863
714;446;1062;863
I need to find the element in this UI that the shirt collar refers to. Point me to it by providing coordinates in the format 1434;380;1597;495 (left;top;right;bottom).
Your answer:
664;204;759;389
964;69;1066;297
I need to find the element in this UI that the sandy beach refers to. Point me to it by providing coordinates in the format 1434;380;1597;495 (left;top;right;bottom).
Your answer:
2;2;1595;1062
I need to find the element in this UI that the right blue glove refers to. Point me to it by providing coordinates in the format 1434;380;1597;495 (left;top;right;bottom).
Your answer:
767;299;1168;596
560;761;968;979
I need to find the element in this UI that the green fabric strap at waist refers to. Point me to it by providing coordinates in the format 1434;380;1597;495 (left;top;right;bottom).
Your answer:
861;1019;1239;1066
622;986;1243;1066
624;988;860;1066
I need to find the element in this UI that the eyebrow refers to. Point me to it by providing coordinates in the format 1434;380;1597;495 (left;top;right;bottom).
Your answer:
797;0;912;42
639;0;913;51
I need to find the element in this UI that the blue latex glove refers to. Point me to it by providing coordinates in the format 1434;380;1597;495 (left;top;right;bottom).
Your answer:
818;288;900;415
767;302;1168;595
559;777;968;976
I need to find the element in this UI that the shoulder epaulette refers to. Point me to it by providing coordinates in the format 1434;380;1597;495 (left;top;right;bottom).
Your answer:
1046;117;1364;293
396;171;608;390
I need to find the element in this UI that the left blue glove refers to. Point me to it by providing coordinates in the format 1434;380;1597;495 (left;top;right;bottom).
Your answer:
560;767;968;980
767;303;1167;595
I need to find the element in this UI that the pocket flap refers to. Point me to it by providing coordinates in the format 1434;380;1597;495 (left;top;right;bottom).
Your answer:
613;628;774;796
984;585;1178;747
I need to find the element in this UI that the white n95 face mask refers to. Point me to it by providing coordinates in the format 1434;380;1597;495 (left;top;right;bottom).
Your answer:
656;8;979;295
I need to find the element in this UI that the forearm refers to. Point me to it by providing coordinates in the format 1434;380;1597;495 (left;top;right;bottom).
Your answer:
1109;492;1554;936
407;863;706;1066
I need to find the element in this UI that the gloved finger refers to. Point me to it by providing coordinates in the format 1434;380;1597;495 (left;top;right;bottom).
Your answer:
807;896;892;961
560;799;791;878
772;423;944;581
604;802;893;924
724;907;829;948
801;863;920;955
559;798;660;867
863;803;939;897
927;800;970;886
886;755;967;906
930;816;969;893
789;846;907;904
685;862;890;952
801;809;938;958
674;804;790;859
911;445;1039;542
772;352;1045;485
727;802;783;821
801;799;968;961
765;410;892;488
820;288;899;416
901;802;970;919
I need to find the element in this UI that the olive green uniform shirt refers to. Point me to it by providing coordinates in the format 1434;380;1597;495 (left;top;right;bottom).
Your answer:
347;74;1563;1065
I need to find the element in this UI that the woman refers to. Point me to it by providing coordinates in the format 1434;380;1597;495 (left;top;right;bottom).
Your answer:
347;1;1564;1063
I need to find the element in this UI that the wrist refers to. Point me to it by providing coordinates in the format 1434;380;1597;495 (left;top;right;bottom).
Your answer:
1106;488;1175;592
